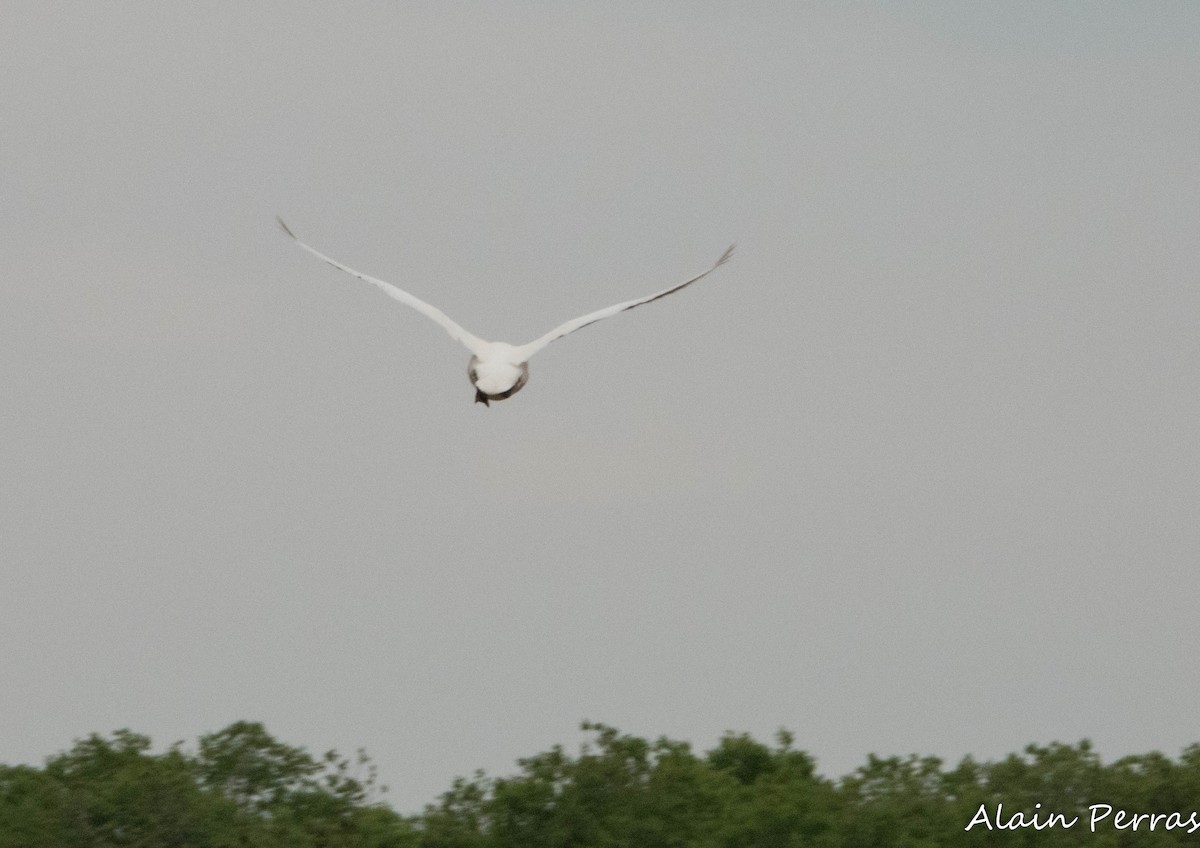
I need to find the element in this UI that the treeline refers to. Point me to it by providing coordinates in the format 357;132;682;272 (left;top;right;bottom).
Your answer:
2;721;1199;847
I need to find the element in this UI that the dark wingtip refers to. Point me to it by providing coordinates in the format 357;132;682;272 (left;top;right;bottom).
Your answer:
474;389;490;407
715;243;736;267
275;215;297;240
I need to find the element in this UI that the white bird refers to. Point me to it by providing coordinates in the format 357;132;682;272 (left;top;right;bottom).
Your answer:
277;217;734;406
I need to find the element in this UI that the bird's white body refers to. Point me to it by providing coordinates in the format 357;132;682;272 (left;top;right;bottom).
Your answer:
468;348;528;402
277;217;733;406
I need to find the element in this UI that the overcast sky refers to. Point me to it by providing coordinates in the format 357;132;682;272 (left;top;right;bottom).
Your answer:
2;2;1198;812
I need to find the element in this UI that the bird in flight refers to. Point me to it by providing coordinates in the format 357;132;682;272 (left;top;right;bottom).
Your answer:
277;217;734;406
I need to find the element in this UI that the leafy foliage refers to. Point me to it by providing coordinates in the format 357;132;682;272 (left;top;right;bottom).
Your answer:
3;723;1199;847
0;723;416;848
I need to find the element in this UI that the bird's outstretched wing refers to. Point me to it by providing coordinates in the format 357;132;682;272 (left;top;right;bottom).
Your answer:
514;244;735;360
277;217;488;356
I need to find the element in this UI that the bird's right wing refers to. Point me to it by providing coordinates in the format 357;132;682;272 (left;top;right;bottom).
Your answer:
513;244;735;361
277;217;488;356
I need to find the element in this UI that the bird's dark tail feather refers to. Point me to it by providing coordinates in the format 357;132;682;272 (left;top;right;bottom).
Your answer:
474;389;490;407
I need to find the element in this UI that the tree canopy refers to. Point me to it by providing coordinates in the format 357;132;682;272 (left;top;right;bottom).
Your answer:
2;722;1198;847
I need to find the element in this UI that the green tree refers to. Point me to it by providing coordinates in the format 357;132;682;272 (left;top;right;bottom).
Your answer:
0;763;73;848
710;731;840;848
0;724;416;848
839;753;962;848
5;723;1200;848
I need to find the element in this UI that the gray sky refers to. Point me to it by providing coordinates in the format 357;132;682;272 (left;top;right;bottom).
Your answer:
2;2;1198;811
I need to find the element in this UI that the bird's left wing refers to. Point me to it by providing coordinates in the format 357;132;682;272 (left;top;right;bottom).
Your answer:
513;244;735;361
277;217;488;356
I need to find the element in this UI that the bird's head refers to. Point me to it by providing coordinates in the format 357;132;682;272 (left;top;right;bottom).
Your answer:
468;358;529;407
